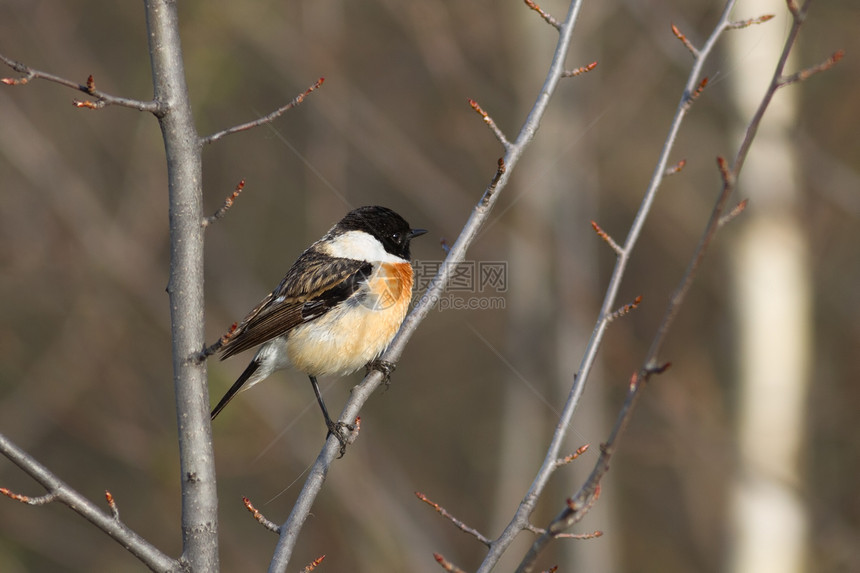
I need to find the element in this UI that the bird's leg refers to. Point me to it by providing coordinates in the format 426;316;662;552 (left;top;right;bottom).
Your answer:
309;375;353;456
366;359;396;389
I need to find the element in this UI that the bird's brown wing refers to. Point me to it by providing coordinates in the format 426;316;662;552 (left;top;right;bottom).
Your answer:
219;250;372;359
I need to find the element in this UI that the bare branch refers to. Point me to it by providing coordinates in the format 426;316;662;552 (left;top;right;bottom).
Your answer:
434;553;468;573
516;4;839;568
468;98;512;150
778;49;844;87
524;522;603;540
605;295;643;323
200;77;325;145
671;23;700;58
590;220;624;256
561;61;598;78
243;497;281;534
0;54;161;113
415;492;491;546
524;0;561;30
202;180;246;228
0;432;180;572
726;14;775;30
718;198;750;228
0;487;59;506
554;444;590;468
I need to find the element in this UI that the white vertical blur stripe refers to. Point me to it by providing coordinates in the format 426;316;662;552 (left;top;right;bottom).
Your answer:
727;2;810;573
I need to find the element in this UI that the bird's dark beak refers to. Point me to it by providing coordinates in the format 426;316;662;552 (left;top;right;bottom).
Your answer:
409;228;428;239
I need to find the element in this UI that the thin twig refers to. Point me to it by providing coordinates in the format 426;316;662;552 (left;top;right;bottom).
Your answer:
778;50;844;87
718;198;749;228
590;220;623;256
434;553;468;573
671;23;700;58
468;99;512;150
508;2;742;571
554;444;589;468
726;14;775;30
201;78;325;144
514;2;837;569
0;54;161;113
243;497;281;534
605;295;643;323
524;523;602;540
562;61;598;78
202;180;246;228
415;492;491;546
524;0;561;30
300;556;326;572
0;432;180;572
0;487;59;505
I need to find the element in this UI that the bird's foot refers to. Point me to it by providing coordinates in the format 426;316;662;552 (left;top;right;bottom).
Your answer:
366;359;396;390
327;419;357;458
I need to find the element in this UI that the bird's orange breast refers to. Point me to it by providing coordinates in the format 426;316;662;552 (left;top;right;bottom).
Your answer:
286;262;414;376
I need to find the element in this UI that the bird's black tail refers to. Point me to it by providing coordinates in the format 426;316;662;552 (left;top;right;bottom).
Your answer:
211;360;260;420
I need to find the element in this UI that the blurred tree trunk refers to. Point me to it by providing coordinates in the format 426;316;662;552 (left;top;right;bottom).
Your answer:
727;2;811;572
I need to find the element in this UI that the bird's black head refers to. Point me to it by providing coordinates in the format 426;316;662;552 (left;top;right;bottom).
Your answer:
337;206;426;260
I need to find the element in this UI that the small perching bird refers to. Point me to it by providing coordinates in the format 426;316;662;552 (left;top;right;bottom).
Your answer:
209;206;426;443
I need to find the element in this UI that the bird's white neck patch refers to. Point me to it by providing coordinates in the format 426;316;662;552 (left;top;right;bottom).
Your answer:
322;230;405;263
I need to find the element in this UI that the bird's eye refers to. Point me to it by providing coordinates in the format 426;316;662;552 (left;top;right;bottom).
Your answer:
391;232;403;244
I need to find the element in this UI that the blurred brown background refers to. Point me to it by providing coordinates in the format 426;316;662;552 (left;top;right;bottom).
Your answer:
0;1;858;571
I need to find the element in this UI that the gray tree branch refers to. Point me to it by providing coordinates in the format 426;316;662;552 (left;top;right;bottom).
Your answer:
266;1;587;571
143;1;219;570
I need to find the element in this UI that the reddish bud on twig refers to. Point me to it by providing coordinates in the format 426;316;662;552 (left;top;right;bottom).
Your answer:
105;490;120;520
562;61;598;78
203;180;246;227
556;443;590;466
671;23;700;58
719;198;749;228
201;77;326;144
524;0;560;30
468;98;511;149
243;496;281;533
434;553;467;573
590;220;623;256
607;295;642;323
2;71;33;85
73;98;106;109
779;50;844;88
727;14;775;30
664;159;687;176
688;76;709;106
716;156;733;186
542;567;559;573
301;555;326;572
555;530;603;540
0;487;59;506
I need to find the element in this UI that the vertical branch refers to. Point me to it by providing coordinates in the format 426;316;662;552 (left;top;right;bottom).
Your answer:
143;1;218;569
